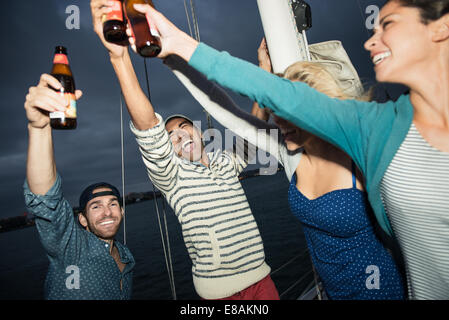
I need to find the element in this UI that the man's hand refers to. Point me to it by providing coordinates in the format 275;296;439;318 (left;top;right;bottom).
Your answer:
24;74;82;129
91;0;128;59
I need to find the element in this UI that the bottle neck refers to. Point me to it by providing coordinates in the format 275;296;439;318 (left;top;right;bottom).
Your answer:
53;53;69;65
52;53;72;76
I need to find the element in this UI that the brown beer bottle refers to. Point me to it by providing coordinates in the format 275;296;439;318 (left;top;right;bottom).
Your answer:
124;0;161;57
103;0;128;45
50;46;77;130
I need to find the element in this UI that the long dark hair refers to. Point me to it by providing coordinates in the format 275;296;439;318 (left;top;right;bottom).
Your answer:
388;0;449;24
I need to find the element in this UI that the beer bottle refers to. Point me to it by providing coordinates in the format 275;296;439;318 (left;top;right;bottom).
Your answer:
50;46;77;130
124;0;161;58
103;0;128;45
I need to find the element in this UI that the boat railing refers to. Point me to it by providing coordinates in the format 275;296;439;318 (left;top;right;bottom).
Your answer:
270;249;308;276
281;269;314;299
270;249;326;300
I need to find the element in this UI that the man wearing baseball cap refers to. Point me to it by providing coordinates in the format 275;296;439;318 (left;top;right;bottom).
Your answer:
23;74;135;300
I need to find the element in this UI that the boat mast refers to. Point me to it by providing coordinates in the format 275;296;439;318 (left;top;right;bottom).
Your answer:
256;0;312;73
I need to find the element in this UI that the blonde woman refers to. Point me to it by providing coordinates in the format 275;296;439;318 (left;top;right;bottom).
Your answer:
265;60;405;300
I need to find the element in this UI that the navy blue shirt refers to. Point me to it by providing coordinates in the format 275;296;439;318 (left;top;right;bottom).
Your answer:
24;174;135;300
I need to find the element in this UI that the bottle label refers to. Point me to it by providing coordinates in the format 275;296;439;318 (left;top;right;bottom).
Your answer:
102;0;124;23
50;93;77;119
53;54;69;65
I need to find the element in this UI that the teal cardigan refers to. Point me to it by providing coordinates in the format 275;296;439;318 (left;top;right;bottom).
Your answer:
189;43;415;237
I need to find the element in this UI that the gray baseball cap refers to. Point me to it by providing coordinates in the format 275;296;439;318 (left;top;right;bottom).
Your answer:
164;114;197;129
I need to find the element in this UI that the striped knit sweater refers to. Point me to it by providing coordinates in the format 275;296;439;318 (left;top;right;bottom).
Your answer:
130;113;270;299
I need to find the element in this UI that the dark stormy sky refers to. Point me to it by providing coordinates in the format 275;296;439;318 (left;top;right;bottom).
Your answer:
0;0;393;219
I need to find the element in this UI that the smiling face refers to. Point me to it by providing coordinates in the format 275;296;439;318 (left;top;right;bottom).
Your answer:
364;1;436;85
78;187;123;241
165;117;204;162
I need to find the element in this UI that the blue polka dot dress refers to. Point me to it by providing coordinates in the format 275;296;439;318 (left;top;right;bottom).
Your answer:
288;162;405;300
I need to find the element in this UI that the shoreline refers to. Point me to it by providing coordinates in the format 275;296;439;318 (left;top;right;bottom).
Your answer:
1;167;284;234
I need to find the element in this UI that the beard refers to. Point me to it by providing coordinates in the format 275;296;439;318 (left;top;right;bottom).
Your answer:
85;217;122;241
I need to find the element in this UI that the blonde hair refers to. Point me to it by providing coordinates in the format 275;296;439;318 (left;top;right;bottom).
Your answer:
283;61;370;101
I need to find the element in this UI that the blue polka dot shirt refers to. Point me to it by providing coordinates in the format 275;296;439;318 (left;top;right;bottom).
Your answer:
288;166;405;300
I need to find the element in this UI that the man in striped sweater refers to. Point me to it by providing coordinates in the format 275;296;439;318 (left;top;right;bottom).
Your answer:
91;0;278;300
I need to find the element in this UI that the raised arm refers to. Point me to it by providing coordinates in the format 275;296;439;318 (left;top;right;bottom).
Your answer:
25;74;82;195
24;74;84;261
251;38;272;122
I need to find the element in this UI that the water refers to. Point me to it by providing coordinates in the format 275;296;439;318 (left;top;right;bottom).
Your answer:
0;171;313;300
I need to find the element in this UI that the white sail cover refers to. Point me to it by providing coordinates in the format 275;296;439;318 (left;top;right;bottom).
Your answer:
257;0;310;73
257;0;364;97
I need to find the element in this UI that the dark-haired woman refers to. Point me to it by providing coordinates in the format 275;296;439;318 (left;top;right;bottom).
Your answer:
129;0;449;299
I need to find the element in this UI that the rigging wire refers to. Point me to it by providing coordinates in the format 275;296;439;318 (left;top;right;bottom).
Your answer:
189;0;201;42
120;91;127;245
153;190;177;300
183;0;213;130
183;0;194;38
356;0;370;38
142;58;177;300
160;197;177;299
311;263;322;300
